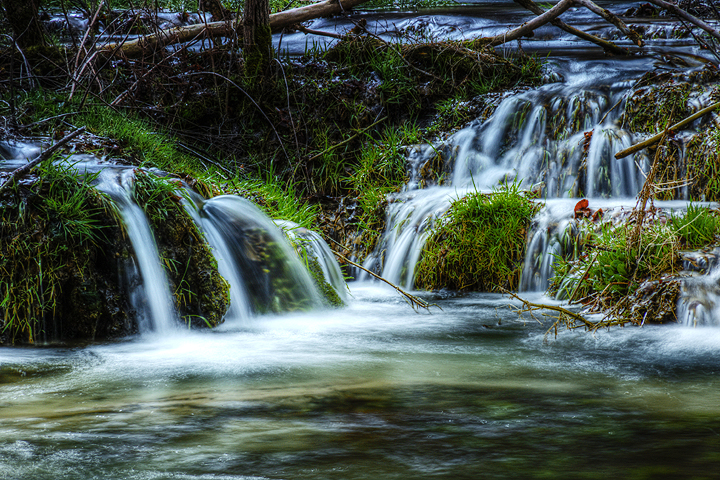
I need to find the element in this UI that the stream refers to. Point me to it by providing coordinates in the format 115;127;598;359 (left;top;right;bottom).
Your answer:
4;287;720;479
4;1;720;478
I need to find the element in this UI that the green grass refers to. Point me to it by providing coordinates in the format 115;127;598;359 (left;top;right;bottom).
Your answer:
0;157;117;343
671;204;720;248
415;182;541;291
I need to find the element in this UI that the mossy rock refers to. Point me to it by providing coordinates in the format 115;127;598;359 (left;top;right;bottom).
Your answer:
0;165;134;344
133;171;230;328
415;184;540;292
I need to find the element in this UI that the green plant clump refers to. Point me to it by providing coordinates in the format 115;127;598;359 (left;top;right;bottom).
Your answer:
0;159;131;343
671;203;720;248
415;183;541;291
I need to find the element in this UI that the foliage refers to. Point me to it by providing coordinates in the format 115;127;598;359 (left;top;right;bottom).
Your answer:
230;173;319;229
0;158;126;343
671;203;720;248
415;183;541;291
348;127;410;251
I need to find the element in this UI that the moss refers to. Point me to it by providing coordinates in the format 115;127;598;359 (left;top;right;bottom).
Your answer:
0;162;133;344
415;183;540;292
306;256;343;308
133;171;230;327
625;82;692;134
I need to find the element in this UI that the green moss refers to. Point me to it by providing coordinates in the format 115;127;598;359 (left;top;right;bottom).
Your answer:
306;256;343;308
626;83;692;134
133;171;230;327
0;159;131;344
415;183;541;292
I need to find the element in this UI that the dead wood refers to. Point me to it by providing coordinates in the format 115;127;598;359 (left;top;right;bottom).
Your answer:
0;127;87;196
331;249;437;312
513;0;630;55
485;0;576;47
615;100;720;159
98;0;372;57
573;0;644;47
647;0;720;42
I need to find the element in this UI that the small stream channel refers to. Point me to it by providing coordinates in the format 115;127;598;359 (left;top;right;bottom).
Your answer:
4;1;720;477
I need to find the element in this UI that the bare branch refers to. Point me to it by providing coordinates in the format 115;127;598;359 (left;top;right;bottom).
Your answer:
513;0;630;55
574;0;644;47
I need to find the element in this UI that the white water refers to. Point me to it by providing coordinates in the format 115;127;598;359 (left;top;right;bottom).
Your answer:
276;220;349;302
365;70;717;293
95;169;179;334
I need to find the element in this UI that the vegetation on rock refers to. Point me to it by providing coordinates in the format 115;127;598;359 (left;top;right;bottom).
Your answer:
415;183;541;292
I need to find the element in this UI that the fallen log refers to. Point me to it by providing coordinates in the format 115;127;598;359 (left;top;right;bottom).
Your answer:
513;0;630;55
574;0;644;47
646;0;720;42
98;0;372;57
615;100;720;159
485;0;575;47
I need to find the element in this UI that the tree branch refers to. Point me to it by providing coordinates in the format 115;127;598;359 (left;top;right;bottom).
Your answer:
513;0;630;55
574;0;644;47
0;126;87;196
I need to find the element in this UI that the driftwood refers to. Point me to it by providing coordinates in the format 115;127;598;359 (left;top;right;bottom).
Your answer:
615;100;720;159
485;0;575;47
0;126;87;196
98;0;372;57
513;0;629;55
573;0;644;47
647;0;720;42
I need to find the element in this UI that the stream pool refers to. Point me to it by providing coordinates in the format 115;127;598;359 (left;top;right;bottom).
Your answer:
2;284;720;479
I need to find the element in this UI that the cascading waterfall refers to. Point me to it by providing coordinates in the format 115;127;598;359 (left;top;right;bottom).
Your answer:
276;220;348;302
366;75;675;292
197;195;324;313
0;149;337;334
95;168;179;334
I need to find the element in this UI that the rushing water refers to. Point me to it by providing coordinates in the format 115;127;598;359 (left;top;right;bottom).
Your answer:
4;286;720;478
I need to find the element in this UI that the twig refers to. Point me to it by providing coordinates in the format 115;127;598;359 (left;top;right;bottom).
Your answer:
296;25;346;40
0;127;87;196
176;142;233;179
331;249;438;312
504;289;595;328
615;101;720;159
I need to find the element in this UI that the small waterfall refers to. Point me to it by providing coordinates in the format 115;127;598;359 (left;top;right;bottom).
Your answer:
182;194;252;324
276;220;348;302
678;249;720;327
199;196;323;313
95;169;178;334
367;78;662;291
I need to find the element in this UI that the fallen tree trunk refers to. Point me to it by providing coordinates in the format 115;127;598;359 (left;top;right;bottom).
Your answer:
98;0;372;57
615;101;720;159
485;0;575;47
513;0;630;55
646;0;720;42
574;0;644;47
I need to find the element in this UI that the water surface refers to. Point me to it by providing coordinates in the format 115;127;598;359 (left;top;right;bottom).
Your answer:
2;284;720;479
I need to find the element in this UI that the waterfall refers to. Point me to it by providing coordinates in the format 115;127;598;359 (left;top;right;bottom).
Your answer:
198;196;324;313
276;220;348;302
95;168;179;334
367;77;662;291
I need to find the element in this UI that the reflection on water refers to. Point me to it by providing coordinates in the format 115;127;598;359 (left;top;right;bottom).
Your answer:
2;284;720;479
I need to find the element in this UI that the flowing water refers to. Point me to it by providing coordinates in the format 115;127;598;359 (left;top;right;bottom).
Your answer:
5;1;720;478
4;287;720;479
